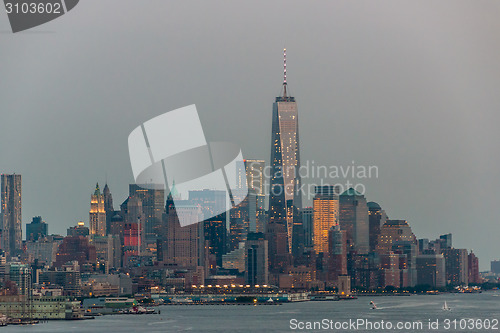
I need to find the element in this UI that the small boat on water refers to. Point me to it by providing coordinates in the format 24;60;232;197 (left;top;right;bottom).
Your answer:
442;301;451;311
370;301;377;310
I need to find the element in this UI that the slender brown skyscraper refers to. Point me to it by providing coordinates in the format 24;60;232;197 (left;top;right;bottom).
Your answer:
103;183;114;234
1;174;22;257
268;49;302;259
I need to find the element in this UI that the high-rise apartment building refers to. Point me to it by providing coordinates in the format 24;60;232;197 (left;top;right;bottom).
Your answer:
468;251;480;284
89;183;106;237
1;174;22;257
442;248;469;286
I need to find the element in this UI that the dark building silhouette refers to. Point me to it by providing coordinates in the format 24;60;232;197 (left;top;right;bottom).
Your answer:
245;232;268;285
204;213;227;267
302;207;313;249
103;183;114;235
416;254;446;288
339;188;369;254
367;202;386;252
26;216;48;242
491;260;500;274
327;225;348;285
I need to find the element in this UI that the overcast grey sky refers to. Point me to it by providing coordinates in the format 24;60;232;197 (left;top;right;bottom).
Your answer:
1;1;499;270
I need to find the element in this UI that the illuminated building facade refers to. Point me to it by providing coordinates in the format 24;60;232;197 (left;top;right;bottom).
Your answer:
376;220;417;255
89;183;106;237
268;48;302;261
313;186;339;254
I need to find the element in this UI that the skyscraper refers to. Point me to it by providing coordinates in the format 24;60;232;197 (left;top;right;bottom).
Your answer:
103;184;114;235
1;174;22;257
313;186;339;254
129;184;165;242
89;183;106;237
442;248;469;286
339;188;369;254
376;220;417;255
268;48;302;256
245;232;269;286
327;225;348;283
162;194;205;268
237;159;266;209
302;207;313;248
367;202;387;252
416;254;446;288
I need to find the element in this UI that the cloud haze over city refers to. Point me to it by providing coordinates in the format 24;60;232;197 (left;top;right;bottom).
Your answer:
1;0;499;269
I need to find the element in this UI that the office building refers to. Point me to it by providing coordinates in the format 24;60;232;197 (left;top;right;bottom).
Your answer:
129;184;164;241
313;186;339;254
103;184;114;235
54;236;97;269
491;260;500;274
416;254;446;288
302;207;313;248
162;197;205;268
327;225;348;283
67;222;90;237
204;213;227;267
245;232;268;285
89;183;106;237
26;216;48;242
367;202;387;252
8;263;31;296
268;49;302;256
339;188;369;254
237;159;266;209
376;220;417;255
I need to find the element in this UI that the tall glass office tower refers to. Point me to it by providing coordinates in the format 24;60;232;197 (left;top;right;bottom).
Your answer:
268;49;302;256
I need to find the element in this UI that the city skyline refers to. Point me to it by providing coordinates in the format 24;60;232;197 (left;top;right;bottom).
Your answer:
1;1;499;270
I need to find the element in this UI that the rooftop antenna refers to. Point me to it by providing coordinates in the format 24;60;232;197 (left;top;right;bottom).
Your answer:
283;48;287;98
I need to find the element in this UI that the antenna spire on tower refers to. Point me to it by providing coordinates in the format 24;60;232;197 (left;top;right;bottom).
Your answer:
283;48;287;98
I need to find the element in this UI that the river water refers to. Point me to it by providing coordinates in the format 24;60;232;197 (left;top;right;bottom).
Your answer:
6;291;500;332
